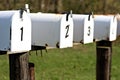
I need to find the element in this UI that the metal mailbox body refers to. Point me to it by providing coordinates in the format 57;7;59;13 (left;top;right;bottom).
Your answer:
73;14;94;44
94;15;117;41
0;10;31;53
30;13;73;48
116;15;120;36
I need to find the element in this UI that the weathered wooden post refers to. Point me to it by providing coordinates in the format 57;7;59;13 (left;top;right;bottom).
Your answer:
96;40;112;80
0;10;31;80
94;15;117;80
9;52;30;80
29;63;35;80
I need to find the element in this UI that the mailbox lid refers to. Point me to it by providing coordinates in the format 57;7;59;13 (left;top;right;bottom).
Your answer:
0;11;17;51
94;15;117;41
11;10;31;52
73;14;94;44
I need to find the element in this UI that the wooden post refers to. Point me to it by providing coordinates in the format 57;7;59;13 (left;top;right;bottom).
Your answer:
9;52;30;80
29;63;35;80
96;40;112;80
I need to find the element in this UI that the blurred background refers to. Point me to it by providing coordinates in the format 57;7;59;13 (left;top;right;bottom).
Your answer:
0;0;120;14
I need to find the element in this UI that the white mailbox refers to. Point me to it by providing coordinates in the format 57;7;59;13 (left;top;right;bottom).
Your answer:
0;10;31;53
29;12;73;48
73;14;94;44
94;15;117;41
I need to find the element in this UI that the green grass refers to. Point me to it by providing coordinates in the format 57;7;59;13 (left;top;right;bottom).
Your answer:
0;55;9;80
0;41;120;80
29;43;96;80
111;41;120;80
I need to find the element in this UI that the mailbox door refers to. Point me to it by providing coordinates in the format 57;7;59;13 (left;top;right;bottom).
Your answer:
11;11;31;52
83;15;94;44
109;17;117;41
59;14;73;48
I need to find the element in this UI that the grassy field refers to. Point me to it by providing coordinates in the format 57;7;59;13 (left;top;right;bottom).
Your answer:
0;40;120;80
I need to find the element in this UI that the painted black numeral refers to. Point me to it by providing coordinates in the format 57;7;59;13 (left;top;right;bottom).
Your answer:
20;27;23;41
65;25;69;38
87;26;91;36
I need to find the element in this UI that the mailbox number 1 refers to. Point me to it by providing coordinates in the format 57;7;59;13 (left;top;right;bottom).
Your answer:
65;25;69;38
20;27;23;41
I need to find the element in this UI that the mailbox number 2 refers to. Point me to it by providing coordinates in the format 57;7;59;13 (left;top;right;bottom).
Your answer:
65;25;69;38
20;27;23;41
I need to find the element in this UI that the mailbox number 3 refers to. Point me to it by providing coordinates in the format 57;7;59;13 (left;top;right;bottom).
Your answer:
65;25;69;38
20;27;23;41
87;26;91;36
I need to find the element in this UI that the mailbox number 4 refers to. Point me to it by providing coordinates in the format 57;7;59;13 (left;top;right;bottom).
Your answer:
20;27;23;41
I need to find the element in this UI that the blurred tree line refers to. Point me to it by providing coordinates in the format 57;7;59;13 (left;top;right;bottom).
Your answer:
0;0;120;14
